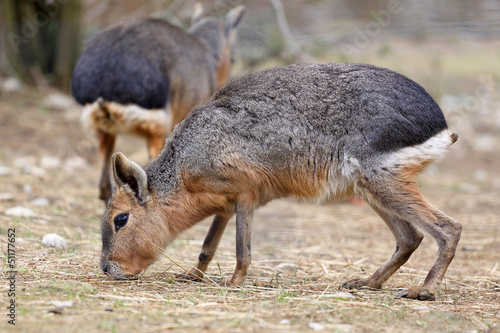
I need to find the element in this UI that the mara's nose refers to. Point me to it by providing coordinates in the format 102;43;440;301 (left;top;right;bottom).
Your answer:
102;262;109;273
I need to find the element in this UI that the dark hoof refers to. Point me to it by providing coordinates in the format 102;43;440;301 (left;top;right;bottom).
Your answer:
175;272;203;282
342;278;380;290
342;278;367;289
394;288;435;301
219;279;241;288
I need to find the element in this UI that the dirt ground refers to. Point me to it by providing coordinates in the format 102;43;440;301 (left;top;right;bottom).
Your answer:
0;79;499;332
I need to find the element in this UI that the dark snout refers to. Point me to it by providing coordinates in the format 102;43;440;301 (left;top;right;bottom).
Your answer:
100;255;132;280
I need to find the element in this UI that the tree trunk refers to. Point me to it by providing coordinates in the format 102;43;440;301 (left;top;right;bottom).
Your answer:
53;0;82;91
0;0;82;90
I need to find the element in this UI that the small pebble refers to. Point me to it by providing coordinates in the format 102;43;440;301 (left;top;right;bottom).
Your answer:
5;206;36;218
411;305;431;312
0;193;14;201
31;197;50;206
309;322;324;331
0;166;11;176
25;165;47;178
323;292;355;300
23;184;33;193
42;233;66;248
40;156;62;169
44;93;77;110
64;156;88;170
47;300;73;307
2;77;22;92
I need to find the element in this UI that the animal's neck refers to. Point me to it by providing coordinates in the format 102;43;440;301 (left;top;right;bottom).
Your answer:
146;139;231;244
158;189;228;243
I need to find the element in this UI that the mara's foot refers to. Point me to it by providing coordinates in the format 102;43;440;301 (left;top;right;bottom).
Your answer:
176;270;204;282
394;287;435;301
342;278;381;290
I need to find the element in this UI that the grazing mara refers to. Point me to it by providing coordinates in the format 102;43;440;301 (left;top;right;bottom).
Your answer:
100;63;461;301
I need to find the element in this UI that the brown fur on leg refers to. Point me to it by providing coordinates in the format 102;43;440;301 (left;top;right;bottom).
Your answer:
228;201;254;287
347;164;461;300
98;130;116;201
183;212;234;280
343;204;424;290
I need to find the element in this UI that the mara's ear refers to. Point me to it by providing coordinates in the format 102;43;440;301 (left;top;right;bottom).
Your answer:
191;2;204;25
112;153;150;206
224;5;247;37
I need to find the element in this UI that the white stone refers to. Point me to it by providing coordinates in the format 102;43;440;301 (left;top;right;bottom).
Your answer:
31;197;50;206
47;300;73;308
5;206;36;218
64;156;88;169
412;305;431;311
0;166;11;176
42;233;66;248
2;77;22;93
24;165;47;178
40;156;62;169
44;93;77;111
323;292;355;300
0;193;14;201
23;184;33;193
280;319;290;325
308;322;324;331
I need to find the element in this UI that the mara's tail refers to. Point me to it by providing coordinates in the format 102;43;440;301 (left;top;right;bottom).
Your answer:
81;98;171;136
380;129;458;170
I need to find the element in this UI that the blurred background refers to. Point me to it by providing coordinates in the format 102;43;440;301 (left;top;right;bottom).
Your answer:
1;0;499;182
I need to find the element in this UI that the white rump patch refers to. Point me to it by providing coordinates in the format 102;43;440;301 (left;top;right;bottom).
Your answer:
318;129;456;202
382;129;456;168
81;100;171;136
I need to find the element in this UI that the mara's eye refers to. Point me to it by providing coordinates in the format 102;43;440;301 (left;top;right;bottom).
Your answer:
114;213;129;233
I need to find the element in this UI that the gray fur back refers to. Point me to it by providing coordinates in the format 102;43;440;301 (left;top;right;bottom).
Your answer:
148;63;448;193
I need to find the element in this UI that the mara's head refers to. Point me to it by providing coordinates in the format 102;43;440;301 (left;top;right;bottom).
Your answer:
188;4;247;87
100;153;169;280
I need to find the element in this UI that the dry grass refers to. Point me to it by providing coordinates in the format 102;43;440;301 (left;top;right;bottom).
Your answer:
1;40;500;332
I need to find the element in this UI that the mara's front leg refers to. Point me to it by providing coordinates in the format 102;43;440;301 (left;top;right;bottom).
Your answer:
227;201;254;287
180;213;233;281
97;130;116;201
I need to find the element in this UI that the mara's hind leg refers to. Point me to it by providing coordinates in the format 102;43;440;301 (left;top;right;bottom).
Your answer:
343;205;424;290
346;171;461;300
97;130;116;201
